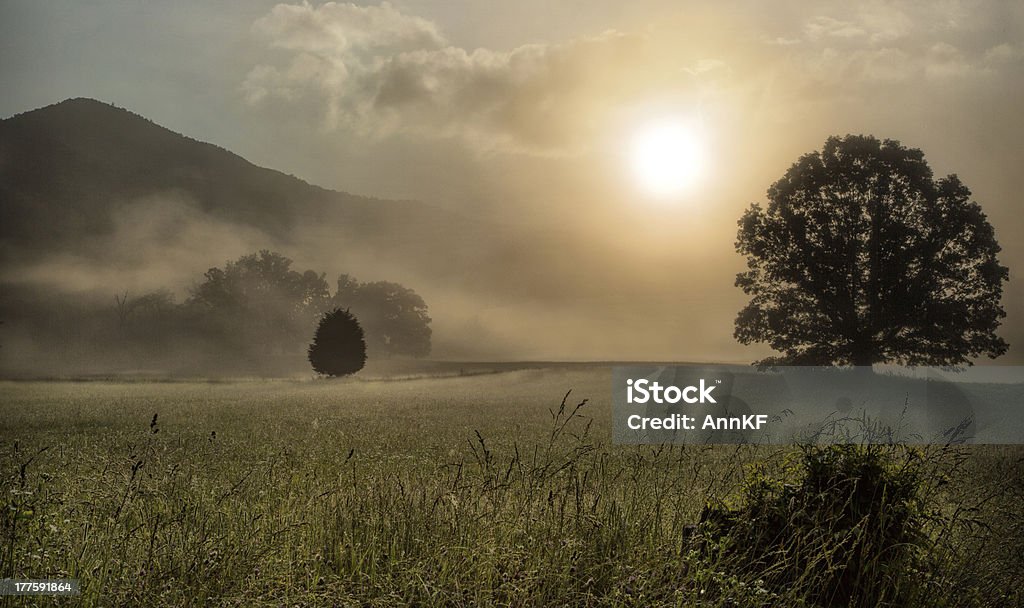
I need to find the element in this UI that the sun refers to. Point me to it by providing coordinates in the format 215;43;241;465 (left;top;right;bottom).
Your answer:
629;118;706;199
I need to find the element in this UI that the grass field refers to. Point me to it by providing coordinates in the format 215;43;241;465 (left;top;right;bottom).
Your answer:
2;367;1023;606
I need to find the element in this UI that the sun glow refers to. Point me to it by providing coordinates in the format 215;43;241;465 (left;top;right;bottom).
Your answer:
629;118;706;199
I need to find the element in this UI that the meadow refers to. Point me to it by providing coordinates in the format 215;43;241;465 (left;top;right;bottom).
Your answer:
1;367;1022;606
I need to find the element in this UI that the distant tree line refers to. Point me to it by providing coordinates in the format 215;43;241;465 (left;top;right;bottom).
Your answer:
0;250;430;374
185;250;431;359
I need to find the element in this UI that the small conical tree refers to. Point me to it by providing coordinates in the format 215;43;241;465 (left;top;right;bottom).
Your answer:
308;308;367;377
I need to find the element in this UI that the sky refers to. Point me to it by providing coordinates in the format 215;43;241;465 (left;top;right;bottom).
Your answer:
2;1;1024;362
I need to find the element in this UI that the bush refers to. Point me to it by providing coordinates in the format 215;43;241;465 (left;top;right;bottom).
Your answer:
699;445;929;607
308;309;367;377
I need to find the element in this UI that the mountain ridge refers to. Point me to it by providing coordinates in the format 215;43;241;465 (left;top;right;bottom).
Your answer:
3;97;344;199
0;97;482;280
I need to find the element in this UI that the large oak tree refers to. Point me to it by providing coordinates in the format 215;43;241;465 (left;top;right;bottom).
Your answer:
735;135;1008;367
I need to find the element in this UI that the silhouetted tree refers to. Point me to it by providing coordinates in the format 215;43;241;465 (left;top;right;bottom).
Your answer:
130;290;175;318
114;290;130;330
308;309;366;377
735;135;1008;367
332;275;431;358
113;290;179;347
188;250;330;354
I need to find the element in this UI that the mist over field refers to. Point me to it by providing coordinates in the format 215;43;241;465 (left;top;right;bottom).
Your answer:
3;1;1024;373
2;99;1021;374
0;99;754;374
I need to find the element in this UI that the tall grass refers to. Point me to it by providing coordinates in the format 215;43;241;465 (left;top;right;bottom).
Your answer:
1;373;1022;606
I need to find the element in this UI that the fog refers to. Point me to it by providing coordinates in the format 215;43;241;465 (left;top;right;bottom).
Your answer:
0;185;763;377
1;1;1023;374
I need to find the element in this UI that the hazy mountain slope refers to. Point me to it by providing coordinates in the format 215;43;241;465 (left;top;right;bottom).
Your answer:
0;97;619;362
0;98;483;273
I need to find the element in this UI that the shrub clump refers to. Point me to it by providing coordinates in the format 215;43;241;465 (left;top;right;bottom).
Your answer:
699;445;930;607
308;308;367;377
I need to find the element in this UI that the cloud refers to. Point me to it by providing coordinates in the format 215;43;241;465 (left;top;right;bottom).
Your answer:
684;58;729;76
765;1;1024;96
243;2;718;154
244;1;1024;154
925;42;973;79
255;1;444;55
242;2;448;130
985;42;1024;64
764;36;802;46
804;16;866;41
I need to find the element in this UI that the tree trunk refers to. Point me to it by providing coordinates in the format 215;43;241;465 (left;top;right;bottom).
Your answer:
851;334;874;368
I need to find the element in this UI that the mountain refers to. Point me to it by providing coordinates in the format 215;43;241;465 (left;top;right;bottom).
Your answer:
0;98;600;362
0;97;484;278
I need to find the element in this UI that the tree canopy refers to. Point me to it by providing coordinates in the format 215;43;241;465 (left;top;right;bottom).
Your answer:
308;308;366;377
187;250;329;354
332;275;432;358
735;135;1008;367
189;250;330;314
